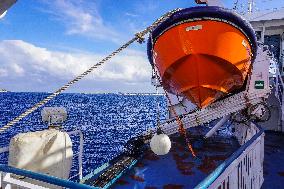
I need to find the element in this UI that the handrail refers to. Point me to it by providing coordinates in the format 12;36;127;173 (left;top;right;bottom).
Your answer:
0;165;97;189
195;123;264;189
275;65;284;103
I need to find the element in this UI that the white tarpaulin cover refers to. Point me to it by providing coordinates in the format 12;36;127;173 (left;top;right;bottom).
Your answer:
8;129;73;188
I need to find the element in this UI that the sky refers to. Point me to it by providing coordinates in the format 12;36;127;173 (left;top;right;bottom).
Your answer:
0;0;284;93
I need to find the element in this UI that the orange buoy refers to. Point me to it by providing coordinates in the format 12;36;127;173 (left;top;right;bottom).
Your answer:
148;6;257;108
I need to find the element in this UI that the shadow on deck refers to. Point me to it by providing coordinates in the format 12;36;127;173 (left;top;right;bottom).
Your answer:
112;127;239;189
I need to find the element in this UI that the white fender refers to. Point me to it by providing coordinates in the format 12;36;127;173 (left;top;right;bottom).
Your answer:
150;134;171;155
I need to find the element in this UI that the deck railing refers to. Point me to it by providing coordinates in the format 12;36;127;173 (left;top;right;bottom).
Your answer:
268;52;284;128
275;66;284;124
195;123;264;189
0;124;265;189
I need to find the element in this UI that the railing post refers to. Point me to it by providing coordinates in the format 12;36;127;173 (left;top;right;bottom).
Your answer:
66;130;84;181
276;70;279;98
282;90;284;127
3;173;11;189
4;184;12;189
79;131;83;181
277;67;284;130
229;163;238;188
0;171;2;187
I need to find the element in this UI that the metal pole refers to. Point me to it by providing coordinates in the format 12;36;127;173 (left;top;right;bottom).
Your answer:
79;131;83;181
66;130;84;181
248;0;254;13
282;91;284;130
204;115;231;139
276;66;279;99
261;26;265;43
3;173;11;189
280;69;284;130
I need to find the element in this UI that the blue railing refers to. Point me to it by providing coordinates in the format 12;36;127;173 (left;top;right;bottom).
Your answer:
0;164;99;189
195;123;264;189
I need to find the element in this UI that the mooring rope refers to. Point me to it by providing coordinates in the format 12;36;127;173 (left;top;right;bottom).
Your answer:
0;8;182;133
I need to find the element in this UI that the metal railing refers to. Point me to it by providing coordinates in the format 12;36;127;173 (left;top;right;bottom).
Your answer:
68;130;84;181
195;123;264;189
0;124;265;189
274;65;284;124
267;49;284;126
0;166;97;189
0;129;86;189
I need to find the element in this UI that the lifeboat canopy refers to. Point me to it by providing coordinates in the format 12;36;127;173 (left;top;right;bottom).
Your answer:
147;6;257;108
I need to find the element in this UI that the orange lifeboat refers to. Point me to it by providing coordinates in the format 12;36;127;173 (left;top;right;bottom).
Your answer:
148;6;257;108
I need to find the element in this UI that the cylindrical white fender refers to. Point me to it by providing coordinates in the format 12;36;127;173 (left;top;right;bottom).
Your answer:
8;129;73;189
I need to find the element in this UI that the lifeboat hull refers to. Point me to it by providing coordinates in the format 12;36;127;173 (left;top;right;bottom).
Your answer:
148;6;257;108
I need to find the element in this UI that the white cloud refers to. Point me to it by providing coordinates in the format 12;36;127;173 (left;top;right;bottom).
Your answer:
0;40;152;92
43;0;120;42
11;64;25;76
125;12;139;17
0;68;7;77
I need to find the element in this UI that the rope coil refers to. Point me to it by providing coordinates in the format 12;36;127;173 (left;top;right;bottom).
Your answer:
0;8;182;133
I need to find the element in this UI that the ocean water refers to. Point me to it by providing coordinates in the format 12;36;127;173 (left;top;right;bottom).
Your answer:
0;92;167;179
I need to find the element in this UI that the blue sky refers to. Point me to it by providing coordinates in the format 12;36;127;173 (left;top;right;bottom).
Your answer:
0;0;284;93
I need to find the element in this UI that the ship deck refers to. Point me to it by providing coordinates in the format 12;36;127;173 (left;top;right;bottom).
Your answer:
262;131;284;189
112;127;240;189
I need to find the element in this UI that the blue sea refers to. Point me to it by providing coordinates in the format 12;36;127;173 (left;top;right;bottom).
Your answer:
0;92;167;180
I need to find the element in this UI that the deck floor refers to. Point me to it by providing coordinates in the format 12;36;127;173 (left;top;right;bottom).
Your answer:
262;131;284;189
112;127;239;189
